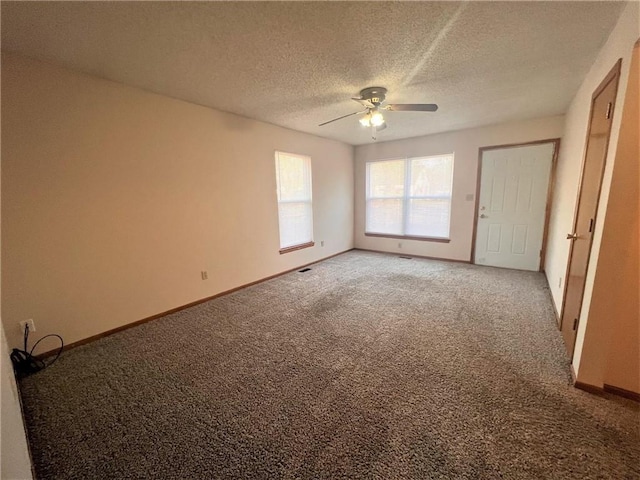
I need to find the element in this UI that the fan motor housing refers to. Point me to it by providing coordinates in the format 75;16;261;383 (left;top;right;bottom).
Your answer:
360;87;387;105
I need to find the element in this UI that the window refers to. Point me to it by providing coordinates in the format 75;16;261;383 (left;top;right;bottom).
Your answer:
366;154;454;240
275;151;314;253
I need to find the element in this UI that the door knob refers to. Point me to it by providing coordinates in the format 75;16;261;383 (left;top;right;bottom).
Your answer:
566;233;578;240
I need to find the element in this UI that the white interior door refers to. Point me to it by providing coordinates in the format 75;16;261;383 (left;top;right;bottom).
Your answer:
474;142;555;271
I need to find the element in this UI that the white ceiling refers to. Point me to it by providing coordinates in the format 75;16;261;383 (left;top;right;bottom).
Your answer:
1;1;626;146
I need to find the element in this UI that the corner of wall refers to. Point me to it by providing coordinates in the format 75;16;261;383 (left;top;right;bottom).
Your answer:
1;322;34;478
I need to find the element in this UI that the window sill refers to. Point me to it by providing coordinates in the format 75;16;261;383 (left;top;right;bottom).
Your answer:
364;233;450;243
279;241;315;254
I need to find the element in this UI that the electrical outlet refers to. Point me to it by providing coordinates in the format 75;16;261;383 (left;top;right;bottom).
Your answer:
19;319;35;334
201;271;208;280
558;277;562;289
398;242;402;248
320;240;324;247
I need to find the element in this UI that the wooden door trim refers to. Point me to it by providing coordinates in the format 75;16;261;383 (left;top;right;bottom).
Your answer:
470;138;561;271
592;58;622;100
558;59;622;346
470;149;484;263
539;140;561;271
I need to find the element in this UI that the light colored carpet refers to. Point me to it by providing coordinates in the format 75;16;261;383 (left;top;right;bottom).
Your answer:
19;250;640;479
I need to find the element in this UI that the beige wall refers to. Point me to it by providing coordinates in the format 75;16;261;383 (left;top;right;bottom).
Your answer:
543;2;639;387
354;116;565;261
1;53;354;349
594;43;639;394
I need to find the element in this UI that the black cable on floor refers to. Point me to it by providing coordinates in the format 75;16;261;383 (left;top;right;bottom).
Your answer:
10;324;64;379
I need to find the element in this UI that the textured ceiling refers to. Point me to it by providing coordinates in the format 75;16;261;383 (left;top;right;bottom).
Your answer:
1;1;627;145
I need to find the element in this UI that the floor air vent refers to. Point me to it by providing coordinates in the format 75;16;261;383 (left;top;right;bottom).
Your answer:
298;268;312;273
399;256;413;259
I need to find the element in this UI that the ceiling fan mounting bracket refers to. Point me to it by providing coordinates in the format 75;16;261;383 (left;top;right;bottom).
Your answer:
359;86;387;105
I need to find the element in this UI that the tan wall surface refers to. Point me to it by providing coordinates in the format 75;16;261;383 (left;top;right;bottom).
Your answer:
354;116;565;261
596;43;639;394
542;2;639;385
1;53;355;349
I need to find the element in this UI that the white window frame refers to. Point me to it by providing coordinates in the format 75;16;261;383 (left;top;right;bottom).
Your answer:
275;151;314;253
365;154;454;241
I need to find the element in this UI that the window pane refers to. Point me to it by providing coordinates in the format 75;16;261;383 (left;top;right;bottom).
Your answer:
276;153;312;202
278;202;313;248
275;152;313;249
366;198;403;235
365;154;453;239
406;198;451;238
409;156;453;197
368;160;405;198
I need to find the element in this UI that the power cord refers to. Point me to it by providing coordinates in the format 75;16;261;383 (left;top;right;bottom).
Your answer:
10;323;64;379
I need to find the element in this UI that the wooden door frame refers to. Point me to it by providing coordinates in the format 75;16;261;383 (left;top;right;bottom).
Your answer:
558;59;622;335
470;138;561;271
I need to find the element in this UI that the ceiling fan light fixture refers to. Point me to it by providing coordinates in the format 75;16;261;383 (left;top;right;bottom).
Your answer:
359;114;371;127
370;110;385;127
317;86;438;132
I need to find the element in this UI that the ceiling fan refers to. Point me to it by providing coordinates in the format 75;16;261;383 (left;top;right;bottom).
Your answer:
319;87;438;140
